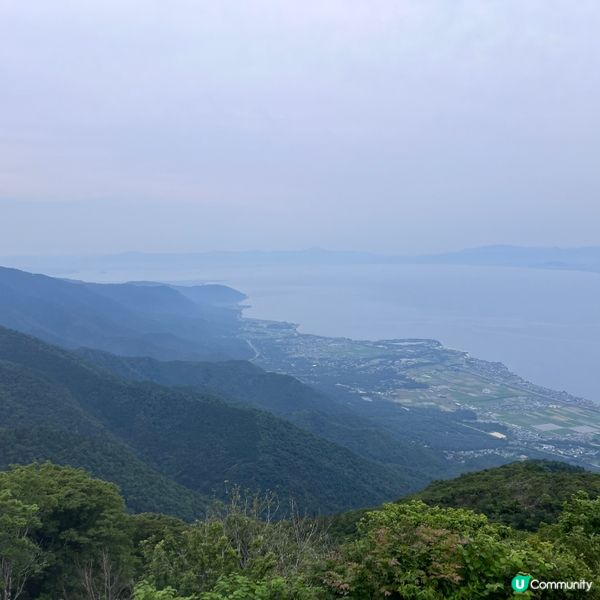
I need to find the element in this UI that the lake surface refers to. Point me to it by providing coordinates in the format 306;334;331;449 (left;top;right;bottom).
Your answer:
39;261;600;401
199;263;600;402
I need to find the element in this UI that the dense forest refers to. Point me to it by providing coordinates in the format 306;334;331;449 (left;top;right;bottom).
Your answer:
75;347;444;488
416;460;600;530
0;325;411;515
0;267;456;500
325;459;600;540
1;460;599;599
1;268;599;597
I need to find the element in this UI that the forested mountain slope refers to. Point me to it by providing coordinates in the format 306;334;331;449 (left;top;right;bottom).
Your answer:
0;358;207;518
416;459;600;530
77;348;445;487
0;266;250;360
328;459;600;539
0;325;409;514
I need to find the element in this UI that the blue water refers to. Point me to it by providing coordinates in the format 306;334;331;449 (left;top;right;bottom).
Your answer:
213;264;600;402
53;261;600;401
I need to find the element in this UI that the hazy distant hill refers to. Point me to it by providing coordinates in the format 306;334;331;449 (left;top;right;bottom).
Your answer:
0;266;251;360
3;245;600;275
0;325;412;515
410;245;600;273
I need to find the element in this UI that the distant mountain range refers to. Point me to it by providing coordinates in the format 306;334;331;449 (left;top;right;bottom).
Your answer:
2;245;599;276
0;263;596;521
0;266;251;360
406;245;600;273
0;266;451;517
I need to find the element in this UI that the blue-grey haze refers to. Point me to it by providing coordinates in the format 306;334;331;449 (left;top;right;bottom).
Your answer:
212;264;600;402
6;255;597;402
1;1;600;254
1;2;599;402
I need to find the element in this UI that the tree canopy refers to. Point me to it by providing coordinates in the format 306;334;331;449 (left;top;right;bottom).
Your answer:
0;461;599;599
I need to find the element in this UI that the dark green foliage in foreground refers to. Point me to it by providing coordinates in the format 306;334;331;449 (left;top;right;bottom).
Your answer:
542;490;600;575
1;462;599;599
324;498;596;599
0;463;134;600
416;459;600;531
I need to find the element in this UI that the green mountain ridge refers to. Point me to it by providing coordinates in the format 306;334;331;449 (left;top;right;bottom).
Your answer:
0;325;410;515
0;266;251;360
76;347;445;486
416;458;600;530
328;459;600;539
0;353;208;518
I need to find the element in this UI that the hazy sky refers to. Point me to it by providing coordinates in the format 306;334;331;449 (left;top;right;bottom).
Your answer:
1;1;600;255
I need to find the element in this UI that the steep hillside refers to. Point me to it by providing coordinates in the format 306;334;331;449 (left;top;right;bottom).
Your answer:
326;459;600;540
76;348;445;488
0;360;207;518
0;326;409;514
416;459;600;530
0;266;250;360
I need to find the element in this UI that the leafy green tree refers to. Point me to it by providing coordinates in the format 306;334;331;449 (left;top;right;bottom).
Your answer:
0;463;134;599
414;460;600;531
199;574;322;599
323;500;590;599
144;520;240;594
549;492;600;572
143;488;328;596
0;490;42;600
2;460;599;600
133;581;196;600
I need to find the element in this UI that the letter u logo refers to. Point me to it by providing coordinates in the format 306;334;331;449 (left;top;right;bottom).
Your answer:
512;575;532;593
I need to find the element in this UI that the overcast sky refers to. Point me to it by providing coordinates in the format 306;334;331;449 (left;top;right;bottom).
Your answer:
1;1;600;255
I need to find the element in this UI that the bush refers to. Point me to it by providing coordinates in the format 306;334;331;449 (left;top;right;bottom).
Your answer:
322;500;593;599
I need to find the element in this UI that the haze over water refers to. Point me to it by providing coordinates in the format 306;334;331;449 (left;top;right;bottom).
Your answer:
49;260;600;402
2;2;599;403
219;264;600;402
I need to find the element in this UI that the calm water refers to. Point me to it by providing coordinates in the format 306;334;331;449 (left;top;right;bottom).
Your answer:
56;262;600;401
208;264;600;402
